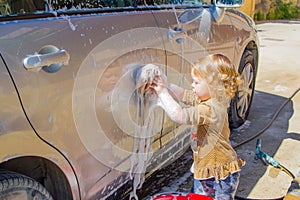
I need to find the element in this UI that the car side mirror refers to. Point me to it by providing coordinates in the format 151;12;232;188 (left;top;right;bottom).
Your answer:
178;8;203;24
210;5;225;23
178;0;242;25
210;0;243;23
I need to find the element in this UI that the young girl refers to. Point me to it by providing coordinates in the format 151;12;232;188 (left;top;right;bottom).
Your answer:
150;54;245;200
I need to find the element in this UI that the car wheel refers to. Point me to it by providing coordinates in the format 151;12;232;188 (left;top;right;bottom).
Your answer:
0;169;53;200
229;50;256;128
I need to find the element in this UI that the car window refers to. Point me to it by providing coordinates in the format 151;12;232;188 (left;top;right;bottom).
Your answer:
0;0;46;15
50;0;206;9
51;0;206;8
0;0;207;17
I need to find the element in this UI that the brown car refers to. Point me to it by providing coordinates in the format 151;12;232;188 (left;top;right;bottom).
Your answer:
0;0;259;199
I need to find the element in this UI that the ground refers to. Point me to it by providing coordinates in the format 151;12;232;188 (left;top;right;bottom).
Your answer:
237;20;300;199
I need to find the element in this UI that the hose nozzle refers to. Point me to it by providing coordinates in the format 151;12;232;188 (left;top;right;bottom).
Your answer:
255;138;295;179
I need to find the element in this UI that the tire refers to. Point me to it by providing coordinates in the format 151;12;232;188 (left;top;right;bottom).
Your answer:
229;50;256;129
0;169;53;200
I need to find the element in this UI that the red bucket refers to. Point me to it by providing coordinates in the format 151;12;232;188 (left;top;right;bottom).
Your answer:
152;192;213;200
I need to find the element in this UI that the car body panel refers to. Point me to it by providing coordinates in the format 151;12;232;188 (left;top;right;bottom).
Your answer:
151;7;256;142
0;11;168;198
0;2;259;199
0;55;80;199
226;9;259;67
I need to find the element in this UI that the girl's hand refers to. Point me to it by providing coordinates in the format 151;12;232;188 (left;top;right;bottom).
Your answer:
151;75;165;94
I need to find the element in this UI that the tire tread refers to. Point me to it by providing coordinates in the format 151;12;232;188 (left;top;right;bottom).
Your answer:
0;169;53;199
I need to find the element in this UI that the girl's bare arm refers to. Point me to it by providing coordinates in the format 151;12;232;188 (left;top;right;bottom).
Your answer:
168;83;185;101
151;76;187;124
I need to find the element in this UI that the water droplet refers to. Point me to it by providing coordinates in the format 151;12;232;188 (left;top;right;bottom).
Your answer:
48;115;52;123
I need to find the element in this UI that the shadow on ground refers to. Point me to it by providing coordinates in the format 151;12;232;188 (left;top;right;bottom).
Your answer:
136;90;300;199
233;90;300;199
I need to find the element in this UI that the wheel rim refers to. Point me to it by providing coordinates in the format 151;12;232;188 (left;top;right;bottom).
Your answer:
237;62;254;118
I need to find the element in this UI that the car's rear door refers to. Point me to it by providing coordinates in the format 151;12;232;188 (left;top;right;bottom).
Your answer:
0;0;166;198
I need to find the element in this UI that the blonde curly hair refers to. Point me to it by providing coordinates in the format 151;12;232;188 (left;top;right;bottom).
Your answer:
192;54;241;102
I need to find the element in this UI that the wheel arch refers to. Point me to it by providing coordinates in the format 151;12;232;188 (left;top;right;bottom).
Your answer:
244;40;259;72
0;131;80;200
229;40;259;128
0;156;72;200
235;40;259;72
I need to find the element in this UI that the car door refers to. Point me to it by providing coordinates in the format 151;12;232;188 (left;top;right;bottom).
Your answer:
0;53;30;137
0;0;166;198
151;3;237;147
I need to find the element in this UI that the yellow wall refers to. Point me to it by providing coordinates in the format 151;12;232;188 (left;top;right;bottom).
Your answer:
238;0;256;18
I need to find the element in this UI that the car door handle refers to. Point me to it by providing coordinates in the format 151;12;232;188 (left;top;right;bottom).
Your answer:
23;48;70;72
168;28;185;43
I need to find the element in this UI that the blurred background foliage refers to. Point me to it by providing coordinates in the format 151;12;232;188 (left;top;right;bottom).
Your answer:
254;0;300;20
